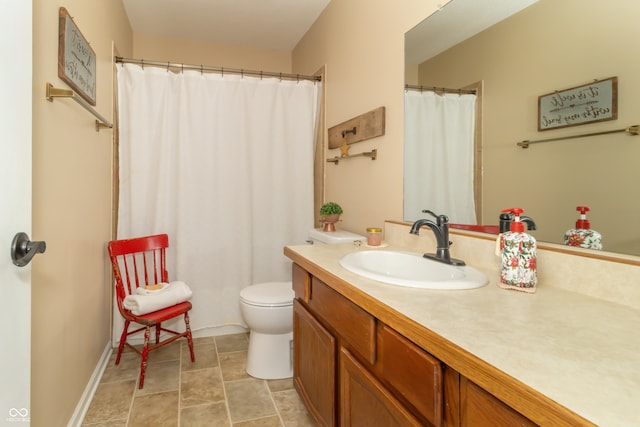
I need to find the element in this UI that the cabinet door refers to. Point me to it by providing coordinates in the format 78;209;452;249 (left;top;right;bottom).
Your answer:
460;378;537;427
340;348;423;427
294;299;336;427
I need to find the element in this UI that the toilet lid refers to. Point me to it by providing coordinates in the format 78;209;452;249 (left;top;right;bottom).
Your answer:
240;281;294;307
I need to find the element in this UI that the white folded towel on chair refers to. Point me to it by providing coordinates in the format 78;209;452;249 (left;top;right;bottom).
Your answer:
123;281;193;315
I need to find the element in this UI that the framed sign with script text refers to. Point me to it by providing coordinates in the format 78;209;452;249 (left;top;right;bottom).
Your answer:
538;77;617;131
58;7;96;105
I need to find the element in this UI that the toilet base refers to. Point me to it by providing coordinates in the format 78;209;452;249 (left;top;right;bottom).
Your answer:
246;330;293;380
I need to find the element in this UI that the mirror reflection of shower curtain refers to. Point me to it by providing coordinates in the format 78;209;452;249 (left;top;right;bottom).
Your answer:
404;90;477;224
115;63;320;341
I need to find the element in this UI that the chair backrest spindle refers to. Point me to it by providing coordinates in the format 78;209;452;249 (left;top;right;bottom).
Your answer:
141;251;149;287
122;254;134;296
108;234;170;315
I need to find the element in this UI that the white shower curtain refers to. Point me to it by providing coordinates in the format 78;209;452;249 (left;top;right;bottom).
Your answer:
404;90;477;224
115;63;320;340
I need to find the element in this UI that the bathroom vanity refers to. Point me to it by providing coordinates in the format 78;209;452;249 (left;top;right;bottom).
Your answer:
290;262;539;426
284;223;640;426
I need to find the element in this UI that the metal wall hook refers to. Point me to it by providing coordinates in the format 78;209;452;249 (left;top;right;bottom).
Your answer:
11;232;46;267
341;127;357;138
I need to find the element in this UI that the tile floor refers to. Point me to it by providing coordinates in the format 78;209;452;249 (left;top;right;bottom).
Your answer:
82;333;317;426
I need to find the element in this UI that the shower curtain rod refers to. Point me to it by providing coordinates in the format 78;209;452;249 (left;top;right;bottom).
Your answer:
115;56;322;82
405;84;476;95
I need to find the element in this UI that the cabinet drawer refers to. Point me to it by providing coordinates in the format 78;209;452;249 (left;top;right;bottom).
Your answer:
292;263;310;302
378;324;443;426
309;277;376;364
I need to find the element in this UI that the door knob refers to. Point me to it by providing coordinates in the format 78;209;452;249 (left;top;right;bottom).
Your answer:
11;232;46;267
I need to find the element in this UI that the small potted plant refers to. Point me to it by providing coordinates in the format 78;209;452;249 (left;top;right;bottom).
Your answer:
319;202;343;232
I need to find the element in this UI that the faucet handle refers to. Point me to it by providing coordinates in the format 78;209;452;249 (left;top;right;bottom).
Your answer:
421;209;449;225
421;209;437;218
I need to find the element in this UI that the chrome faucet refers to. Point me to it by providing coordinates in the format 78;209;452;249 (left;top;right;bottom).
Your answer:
409;210;465;266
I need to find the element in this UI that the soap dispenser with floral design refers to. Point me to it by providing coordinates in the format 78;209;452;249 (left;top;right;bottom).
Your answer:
498;208;537;293
564;206;602;250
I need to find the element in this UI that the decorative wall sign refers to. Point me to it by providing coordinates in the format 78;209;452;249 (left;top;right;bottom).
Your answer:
538;77;617;131
58;7;96;106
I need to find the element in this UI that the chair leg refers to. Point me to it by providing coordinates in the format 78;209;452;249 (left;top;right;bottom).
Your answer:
184;312;195;362
155;323;161;344
116;320;130;365
138;326;151;389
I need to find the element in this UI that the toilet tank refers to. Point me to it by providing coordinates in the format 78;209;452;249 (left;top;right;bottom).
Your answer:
308;228;366;244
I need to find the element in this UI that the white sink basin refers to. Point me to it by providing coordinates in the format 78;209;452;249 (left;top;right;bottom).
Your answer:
339;250;488;290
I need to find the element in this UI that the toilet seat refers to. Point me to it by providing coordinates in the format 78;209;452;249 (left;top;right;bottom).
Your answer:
240;281;293;307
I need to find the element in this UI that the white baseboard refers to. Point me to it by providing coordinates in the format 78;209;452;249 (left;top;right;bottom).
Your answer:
192;324;247;338
67;343;113;427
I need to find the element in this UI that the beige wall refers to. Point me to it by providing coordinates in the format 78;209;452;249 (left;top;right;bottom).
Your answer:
292;0;443;236
133;33;292;72
32;1;132;424
417;0;640;254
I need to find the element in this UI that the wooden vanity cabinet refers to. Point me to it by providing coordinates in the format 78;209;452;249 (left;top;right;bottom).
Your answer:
291;262;537;427
292;263;442;426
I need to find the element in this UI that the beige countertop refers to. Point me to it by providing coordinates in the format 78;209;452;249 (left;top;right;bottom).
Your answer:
285;242;640;427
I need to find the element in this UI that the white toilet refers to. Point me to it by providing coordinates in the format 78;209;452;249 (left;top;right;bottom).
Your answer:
239;228;366;379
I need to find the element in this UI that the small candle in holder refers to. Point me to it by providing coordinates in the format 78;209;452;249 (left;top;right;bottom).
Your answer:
366;227;382;246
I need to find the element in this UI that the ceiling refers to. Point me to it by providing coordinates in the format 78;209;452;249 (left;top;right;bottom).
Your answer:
405;0;538;65
121;0;331;52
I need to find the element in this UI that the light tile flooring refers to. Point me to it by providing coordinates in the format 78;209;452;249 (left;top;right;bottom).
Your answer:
82;333;317;426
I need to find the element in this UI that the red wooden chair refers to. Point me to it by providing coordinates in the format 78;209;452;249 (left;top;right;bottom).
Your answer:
108;234;195;388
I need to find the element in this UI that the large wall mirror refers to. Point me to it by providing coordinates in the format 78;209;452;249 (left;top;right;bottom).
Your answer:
405;0;640;256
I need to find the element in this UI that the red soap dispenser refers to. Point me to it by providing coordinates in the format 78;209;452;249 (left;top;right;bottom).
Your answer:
564;206;602;250
498;208;537;293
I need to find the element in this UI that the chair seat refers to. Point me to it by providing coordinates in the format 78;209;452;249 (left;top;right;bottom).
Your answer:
124;301;193;325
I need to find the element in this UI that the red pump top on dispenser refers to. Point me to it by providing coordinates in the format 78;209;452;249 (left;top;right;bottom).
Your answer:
501;208;525;232
575;206;591;230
